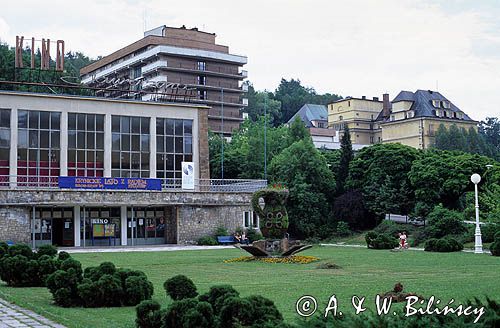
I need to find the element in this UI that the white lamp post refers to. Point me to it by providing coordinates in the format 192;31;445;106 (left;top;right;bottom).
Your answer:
470;173;483;254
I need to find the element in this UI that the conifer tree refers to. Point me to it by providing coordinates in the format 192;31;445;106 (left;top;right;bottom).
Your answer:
336;125;353;195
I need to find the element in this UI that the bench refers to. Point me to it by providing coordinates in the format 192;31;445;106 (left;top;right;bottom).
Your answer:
217;236;236;245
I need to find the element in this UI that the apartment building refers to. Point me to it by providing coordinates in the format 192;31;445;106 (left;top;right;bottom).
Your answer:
80;25;248;136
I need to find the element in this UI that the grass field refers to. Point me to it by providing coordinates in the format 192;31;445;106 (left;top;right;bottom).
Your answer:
0;246;498;327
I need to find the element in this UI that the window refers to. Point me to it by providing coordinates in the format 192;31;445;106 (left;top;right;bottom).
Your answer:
429;124;435;136
432;100;441;108
111;115;150;178
0;109;10;185
17;110;60;187
197;76;206;85
197;61;206;71
442;101;451;109
243;211;259;229
370;136;374;144
67;113;104;177
156;118;193;187
390;115;395;121
127;207;165;240
348;101;350;107
339;115;343;121
198;90;207;100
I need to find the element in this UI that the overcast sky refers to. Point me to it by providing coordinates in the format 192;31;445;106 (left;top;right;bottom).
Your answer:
1;0;500;120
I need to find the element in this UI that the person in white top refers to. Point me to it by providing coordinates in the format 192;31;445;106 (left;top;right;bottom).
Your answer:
399;231;408;249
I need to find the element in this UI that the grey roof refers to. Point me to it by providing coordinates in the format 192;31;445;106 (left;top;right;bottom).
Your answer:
287;104;328;127
390;89;474;121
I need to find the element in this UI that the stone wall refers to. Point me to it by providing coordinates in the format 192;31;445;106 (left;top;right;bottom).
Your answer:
0;206;31;244
177;205;252;244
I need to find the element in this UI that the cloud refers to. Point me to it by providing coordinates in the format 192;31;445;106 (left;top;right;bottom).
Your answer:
0;0;499;120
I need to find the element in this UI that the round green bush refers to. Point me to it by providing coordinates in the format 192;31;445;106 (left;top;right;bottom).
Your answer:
36;244;58;258
490;231;500;256
125;275;154;306
198;284;239;314
197;236;218;246
219;296;255;327
164;298;199;328
8;244;33;258
163;275;198;301
424;237;463;252
57;251;71;261
481;224;500;243
365;232;399;249
136;300;164;328
182;301;215;328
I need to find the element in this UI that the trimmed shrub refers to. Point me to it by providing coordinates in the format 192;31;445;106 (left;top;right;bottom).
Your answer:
214;226;229;237
164;298;199;328
182;301;215;328
198;284;239;314
425;205;467;239
8;244;33;258
424;237;463;252
36;244;58;258
490;231;500;256
163;275;198;301
481;223;500;243
197;236;218;246
246;229;264;243
136;300;165;328
57;251;71;261
47;259;153;308
0;242;9;259
365;231;398;249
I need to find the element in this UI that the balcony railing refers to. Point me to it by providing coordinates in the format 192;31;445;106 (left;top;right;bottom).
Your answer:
142;60;168;74
0;175;267;193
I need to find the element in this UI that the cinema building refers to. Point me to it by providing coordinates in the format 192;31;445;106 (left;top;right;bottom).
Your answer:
80;25;248;136
0;90;265;248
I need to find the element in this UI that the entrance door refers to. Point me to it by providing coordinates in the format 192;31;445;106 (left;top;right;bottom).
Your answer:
52;218;74;247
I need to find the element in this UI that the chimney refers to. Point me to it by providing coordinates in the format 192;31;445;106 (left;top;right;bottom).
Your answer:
373;97;379;101
382;93;391;118
361;96;366;100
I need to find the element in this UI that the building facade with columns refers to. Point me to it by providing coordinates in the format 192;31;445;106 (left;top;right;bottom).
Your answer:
0;91;264;247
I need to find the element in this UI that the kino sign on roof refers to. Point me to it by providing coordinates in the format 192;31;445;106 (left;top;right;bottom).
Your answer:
15;35;65;71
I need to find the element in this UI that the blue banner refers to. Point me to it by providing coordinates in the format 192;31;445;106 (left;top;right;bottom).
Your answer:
58;176;162;190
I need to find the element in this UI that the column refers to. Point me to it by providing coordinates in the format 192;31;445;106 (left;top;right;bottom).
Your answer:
60;112;68;176
104;113;112;177
74;206;81;247
120;205;127;246
9;108;18;187
149;116;156;178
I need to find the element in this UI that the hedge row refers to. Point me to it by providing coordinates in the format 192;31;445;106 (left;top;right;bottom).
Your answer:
424;237;464;252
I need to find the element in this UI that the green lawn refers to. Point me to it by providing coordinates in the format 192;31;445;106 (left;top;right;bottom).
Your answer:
0;246;498;328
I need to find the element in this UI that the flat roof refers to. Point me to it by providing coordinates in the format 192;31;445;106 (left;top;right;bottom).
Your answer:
0;90;210;110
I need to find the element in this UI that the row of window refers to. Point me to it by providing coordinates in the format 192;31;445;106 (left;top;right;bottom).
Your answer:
0;109;194;181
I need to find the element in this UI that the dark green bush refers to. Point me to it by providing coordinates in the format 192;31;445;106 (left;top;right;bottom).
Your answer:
0;242;8;259
481;223;500;243
365;231;399;249
137;278;285;328
57;251;71;261
425;205;467;239
246;229;264;243
424;237;463;252
36;244;58;258
490;231;500;256
214;226;229;237
335;221;351;237
163;275;198;301
136;300;164;328
373;220;416;237
47;259;153;308
198;284;239;314
8;244;33;258
197;236;218;246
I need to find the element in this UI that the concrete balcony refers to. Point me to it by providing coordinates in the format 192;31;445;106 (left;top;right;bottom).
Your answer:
142;60;168;74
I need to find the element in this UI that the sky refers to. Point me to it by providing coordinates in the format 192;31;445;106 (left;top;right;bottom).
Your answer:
1;0;500;121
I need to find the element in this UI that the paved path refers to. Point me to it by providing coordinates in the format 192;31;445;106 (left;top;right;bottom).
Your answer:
320;243;492;254
0;298;65;328
61;244;233;254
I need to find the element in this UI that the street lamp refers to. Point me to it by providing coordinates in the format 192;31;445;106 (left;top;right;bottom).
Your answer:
470;173;483;254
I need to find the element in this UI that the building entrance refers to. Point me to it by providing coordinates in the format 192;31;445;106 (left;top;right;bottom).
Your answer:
127;207;166;245
32;207;74;247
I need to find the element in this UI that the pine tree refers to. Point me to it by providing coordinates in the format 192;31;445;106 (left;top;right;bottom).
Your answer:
336;125;353;195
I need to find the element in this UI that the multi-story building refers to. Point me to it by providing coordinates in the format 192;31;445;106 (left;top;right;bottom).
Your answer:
328;96;384;147
80;25;248;136
328;90;477;149
287;104;339;149
0;90;265;248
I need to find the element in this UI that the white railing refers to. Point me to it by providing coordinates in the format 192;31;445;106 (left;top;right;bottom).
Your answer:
0;175;267;193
